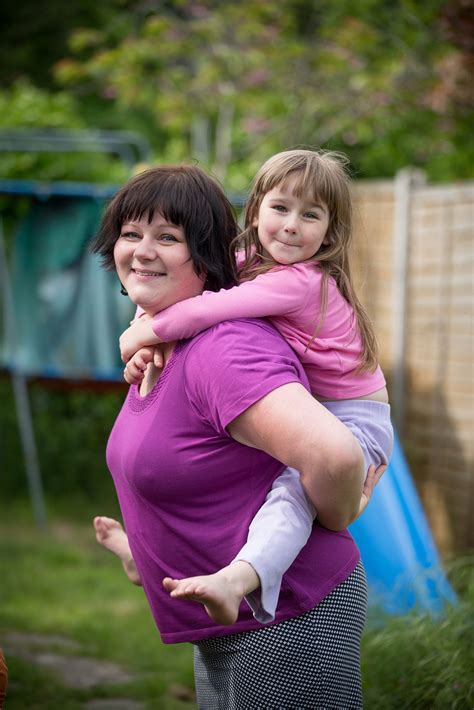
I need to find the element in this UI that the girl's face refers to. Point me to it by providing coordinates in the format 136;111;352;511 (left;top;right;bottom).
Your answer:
254;175;330;265
114;212;206;314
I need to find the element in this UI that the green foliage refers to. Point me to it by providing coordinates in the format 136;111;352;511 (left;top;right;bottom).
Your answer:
0;512;194;708
0;1;472;185
0;378;125;504
0;0;122;89
362;560;474;708
0;80;131;183
0;509;472;709
49;0;473;185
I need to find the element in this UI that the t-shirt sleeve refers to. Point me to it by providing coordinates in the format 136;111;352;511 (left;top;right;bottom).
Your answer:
151;265;312;342
183;319;309;437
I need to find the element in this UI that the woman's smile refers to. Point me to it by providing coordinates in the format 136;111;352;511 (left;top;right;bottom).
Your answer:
114;212;206;314
132;268;166;278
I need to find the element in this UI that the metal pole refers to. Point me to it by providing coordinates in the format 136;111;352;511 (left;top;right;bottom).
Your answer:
0;218;47;528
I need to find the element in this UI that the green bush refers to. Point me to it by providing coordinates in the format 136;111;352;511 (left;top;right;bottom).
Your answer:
0;377;125;504
0;79;131;183
362;557;474;708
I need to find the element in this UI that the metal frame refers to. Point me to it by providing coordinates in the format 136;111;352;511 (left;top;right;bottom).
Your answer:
0;129;246;526
0;219;46;528
0;128;152;166
0;127;151;527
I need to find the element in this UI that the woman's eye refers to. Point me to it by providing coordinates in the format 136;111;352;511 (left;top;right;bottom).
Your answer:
160;234;178;242
121;231;141;239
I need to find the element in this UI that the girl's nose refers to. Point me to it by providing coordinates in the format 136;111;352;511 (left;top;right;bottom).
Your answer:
284;216;298;233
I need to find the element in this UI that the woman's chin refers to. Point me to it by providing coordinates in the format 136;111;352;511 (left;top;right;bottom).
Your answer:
124;285;161;310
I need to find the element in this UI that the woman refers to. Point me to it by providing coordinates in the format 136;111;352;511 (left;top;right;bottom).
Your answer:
91;164;380;709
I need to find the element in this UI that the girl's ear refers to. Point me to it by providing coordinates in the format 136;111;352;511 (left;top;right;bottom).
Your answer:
322;222;332;245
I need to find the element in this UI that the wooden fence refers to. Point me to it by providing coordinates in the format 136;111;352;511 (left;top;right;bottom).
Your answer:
352;172;473;555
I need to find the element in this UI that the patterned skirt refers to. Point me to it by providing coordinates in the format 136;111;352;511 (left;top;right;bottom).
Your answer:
193;561;367;709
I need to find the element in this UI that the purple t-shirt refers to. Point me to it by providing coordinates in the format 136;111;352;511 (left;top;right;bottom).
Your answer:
106;318;360;644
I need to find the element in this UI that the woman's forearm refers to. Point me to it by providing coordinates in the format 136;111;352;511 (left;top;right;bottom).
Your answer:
298;437;365;530
228;382;366;531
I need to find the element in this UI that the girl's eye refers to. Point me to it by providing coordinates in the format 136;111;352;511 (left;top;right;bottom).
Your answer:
273;204;287;212
305;212;319;219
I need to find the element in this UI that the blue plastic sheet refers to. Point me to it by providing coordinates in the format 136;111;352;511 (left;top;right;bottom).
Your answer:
3;197;134;379
349;433;457;614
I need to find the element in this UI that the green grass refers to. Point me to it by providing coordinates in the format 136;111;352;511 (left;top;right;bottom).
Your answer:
1;502;473;709
362;557;474;709
0;502;195;709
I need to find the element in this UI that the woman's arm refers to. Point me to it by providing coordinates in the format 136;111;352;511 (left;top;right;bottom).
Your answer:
227;383;366;531
119;265;314;363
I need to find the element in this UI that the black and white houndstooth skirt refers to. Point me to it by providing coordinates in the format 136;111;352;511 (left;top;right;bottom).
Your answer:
193;561;368;710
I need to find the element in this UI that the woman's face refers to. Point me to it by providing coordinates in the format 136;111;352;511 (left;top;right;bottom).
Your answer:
114;212;206;314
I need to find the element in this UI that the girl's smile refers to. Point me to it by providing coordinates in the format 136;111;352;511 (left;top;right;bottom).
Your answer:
255;175;330;265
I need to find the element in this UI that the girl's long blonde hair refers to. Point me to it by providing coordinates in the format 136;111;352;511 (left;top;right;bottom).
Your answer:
234;149;379;372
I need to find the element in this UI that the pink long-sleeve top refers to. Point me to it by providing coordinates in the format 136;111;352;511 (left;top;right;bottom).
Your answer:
150;261;385;399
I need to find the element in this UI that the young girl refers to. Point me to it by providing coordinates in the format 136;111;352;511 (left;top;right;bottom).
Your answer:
97;149;392;625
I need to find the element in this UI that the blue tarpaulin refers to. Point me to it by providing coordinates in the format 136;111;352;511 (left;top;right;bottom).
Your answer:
2;195;134;379
350;433;456;614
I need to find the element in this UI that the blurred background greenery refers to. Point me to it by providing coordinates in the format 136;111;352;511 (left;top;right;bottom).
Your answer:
0;0;472;188
1;1;473;707
1;0;472;511
1;0;470;504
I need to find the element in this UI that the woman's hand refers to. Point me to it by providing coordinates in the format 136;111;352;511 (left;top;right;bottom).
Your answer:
120;316;160;364
356;464;387;519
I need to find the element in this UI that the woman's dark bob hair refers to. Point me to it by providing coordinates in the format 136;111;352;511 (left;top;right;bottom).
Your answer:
90;164;238;291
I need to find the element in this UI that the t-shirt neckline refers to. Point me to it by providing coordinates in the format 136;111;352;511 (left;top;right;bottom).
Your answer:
128;340;187;414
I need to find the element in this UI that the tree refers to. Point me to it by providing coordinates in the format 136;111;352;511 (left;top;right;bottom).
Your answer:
0;80;131;183
3;0;472;184
0;0;120;89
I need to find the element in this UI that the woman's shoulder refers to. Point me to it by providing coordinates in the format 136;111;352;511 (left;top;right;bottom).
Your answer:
182;318;306;380
180;318;310;416
188;317;291;352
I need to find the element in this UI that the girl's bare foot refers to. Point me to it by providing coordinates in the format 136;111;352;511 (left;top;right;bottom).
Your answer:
162;561;259;625
93;516;142;586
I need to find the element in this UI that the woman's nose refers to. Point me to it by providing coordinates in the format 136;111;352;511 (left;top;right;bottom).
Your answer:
134;236;156;259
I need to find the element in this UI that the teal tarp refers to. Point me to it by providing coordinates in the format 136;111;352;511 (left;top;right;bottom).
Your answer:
4;197;134;378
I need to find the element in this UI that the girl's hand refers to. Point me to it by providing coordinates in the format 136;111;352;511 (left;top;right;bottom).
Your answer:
120;317;160;364
123;347;155;385
356;464;387;519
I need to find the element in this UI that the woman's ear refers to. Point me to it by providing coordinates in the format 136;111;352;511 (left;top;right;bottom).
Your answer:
202;268;212;290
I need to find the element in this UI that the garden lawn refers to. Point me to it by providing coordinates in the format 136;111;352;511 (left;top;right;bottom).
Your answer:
1;502;473;709
0;503;195;709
